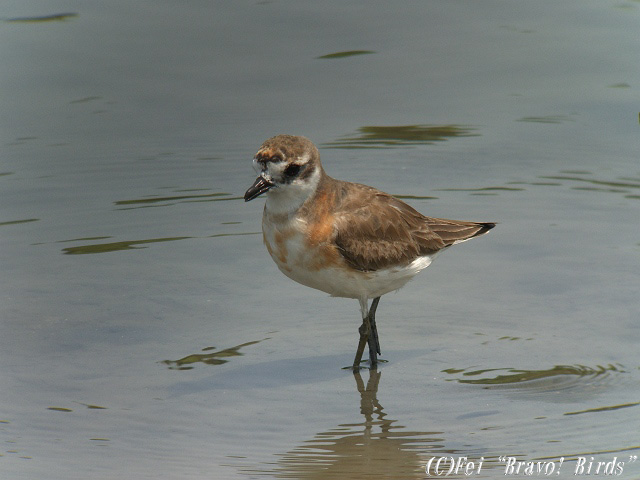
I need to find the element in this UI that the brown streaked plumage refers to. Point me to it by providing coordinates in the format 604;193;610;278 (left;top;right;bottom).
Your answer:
244;134;495;369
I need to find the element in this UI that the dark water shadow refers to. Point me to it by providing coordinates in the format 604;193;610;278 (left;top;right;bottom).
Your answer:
161;338;270;370
57;231;259;255
114;192;239;210
516;115;574;124
0;218;39;226
563;401;640;416
2;13;77;23
62;236;191;255
435;186;525;195
317;50;375;59
324;125;479;149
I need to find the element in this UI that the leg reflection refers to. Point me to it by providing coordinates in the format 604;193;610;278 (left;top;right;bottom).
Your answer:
353;367;385;436
271;368;445;479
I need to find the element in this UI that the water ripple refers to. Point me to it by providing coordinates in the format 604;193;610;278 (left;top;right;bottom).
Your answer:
442;364;627;398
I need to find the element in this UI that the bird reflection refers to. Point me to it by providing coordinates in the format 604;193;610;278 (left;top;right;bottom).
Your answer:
270;368;445;479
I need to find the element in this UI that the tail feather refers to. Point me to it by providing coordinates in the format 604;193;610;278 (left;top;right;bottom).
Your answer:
427;219;496;246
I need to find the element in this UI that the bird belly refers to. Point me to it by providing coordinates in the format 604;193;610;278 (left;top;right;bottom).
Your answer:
263;216;434;299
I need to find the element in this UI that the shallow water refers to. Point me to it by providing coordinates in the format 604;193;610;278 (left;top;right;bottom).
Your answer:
2;1;639;479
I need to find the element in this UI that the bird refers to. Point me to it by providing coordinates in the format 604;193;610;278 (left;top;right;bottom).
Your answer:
244;134;495;369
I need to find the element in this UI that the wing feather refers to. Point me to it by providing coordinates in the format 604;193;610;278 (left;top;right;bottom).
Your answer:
330;180;494;272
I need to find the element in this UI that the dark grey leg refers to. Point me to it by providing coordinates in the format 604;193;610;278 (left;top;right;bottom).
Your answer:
353;317;370;369
367;297;381;367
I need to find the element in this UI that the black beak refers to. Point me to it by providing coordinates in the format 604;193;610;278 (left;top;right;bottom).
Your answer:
244;176;274;202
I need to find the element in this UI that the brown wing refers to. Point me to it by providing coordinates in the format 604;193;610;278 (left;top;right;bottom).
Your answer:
331;180;494;272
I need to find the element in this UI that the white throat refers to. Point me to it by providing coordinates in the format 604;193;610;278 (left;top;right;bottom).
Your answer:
265;166;321;215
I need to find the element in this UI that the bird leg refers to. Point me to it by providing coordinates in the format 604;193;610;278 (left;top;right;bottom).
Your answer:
352;318;370;369
353;297;382;369
367;297;381;367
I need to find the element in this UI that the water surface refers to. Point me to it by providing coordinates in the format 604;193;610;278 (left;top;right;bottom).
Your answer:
1;1;639;479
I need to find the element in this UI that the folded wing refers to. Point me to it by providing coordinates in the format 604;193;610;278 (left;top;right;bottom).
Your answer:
332;182;494;272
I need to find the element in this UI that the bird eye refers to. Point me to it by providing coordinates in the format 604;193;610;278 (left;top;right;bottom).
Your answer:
284;164;301;177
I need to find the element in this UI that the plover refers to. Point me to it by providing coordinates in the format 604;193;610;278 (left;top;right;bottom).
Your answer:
244;134;495;368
